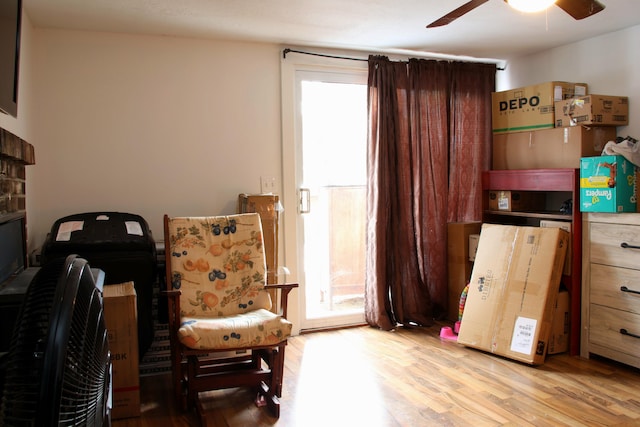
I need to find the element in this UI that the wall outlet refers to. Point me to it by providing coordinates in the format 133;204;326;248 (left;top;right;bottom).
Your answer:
260;176;277;194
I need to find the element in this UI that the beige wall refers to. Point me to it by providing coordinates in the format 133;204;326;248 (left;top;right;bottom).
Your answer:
26;29;283;250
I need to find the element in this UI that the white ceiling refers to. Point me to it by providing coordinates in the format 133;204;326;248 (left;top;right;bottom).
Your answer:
22;0;640;62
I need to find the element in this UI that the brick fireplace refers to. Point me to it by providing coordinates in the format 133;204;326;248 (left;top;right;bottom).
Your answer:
0;126;35;350
0;127;35;279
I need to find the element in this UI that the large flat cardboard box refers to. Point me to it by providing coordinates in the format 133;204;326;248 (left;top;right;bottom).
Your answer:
492;81;588;134
555;95;629;127
457;224;569;365
539;220;572;275
103;282;140;419
492;126;616;170
580;154;636;213
447;222;481;321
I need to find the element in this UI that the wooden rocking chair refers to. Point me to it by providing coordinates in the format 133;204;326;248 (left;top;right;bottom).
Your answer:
163;213;297;423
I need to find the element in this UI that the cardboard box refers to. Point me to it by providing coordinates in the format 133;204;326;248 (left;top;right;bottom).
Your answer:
488;190;545;212
447;222;482;321
548;290;570;355
636;168;640;213
237;194;279;285
457;224;569;365
492;81;588;134
539;220;572;275
103;282;140;419
492;126;616;170
555;95;629;127
580;155;636;212
468;234;480;262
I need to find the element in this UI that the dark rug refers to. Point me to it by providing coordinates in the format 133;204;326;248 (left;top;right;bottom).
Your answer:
139;268;172;377
140;322;171;377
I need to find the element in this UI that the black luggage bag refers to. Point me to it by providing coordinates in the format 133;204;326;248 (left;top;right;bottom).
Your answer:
40;212;157;358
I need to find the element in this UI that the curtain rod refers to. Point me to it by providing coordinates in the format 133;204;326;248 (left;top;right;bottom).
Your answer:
282;47;506;71
282;48;368;62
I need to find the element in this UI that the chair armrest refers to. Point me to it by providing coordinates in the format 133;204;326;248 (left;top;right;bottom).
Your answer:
161;289;181;298
265;283;298;318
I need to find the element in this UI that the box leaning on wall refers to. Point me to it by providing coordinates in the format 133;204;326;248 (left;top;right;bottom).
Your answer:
457;224;569;365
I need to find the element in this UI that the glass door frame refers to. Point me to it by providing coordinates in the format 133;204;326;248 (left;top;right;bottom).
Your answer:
280;52;368;334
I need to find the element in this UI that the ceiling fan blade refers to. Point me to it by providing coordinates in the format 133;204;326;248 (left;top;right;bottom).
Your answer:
555;0;605;20
426;0;490;28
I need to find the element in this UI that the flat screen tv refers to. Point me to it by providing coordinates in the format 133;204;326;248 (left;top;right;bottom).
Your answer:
0;0;21;118
0;214;26;284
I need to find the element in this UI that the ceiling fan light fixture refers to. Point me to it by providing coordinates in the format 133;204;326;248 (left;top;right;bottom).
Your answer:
507;0;557;13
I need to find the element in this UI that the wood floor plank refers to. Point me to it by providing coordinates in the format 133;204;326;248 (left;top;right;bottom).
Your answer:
439;391;512;426
113;324;640;426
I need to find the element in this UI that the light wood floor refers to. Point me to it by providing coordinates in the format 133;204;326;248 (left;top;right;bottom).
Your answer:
113;324;640;427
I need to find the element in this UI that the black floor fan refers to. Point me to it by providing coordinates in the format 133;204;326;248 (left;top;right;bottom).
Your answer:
0;255;111;426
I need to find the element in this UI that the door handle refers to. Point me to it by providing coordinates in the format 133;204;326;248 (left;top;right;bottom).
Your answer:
620;286;640;295
621;242;640;250
299;188;310;214
620;328;640;340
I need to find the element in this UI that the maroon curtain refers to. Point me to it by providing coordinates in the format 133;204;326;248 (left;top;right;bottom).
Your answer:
448;61;495;222
365;56;495;329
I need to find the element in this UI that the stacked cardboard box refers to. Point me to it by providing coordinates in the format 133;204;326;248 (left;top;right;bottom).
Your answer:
457;224;569;365
555;95;629;127
485;81;626;360
551;92;633;213
491;82;625;171
492;126;616;170
579;154;636;212
492;81;587;134
561;95;636;213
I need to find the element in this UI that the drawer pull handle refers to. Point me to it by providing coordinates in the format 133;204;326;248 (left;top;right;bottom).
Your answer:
620;328;640;339
620;286;640;295
620;242;640;250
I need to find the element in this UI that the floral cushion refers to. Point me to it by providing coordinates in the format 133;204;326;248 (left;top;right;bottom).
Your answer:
178;308;293;349
166;214;292;350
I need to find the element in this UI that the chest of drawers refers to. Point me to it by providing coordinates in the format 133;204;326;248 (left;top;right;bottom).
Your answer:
582;213;640;368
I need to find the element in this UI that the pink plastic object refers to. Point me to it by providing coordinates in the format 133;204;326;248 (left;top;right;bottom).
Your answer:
454;321;461;334
439;326;458;341
255;393;267;407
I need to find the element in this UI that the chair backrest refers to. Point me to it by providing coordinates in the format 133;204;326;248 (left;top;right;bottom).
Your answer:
165;213;272;317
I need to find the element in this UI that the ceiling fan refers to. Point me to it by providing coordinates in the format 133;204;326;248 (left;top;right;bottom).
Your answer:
427;0;605;28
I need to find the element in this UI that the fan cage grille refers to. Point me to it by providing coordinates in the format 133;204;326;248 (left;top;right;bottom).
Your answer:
0;255;111;426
